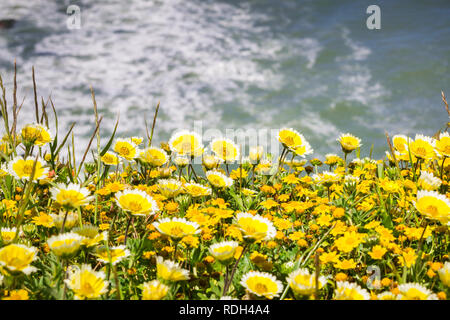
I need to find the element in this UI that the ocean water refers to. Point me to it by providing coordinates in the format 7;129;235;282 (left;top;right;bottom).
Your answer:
0;0;449;159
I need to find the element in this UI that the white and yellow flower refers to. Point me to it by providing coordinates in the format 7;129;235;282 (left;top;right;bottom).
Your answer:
50;183;94;209
418;171;442;191
168;130;204;157
414;190;450;224
47;232;84;259
94;245;130;265
0;243;37;275
156;256;190;281
287;268;327;296
334;281;370;300
240;271;283;299
0;227;22;244
113;138;138;160
337;133;362;153
234;212;277;242
208;241;239;262
184;182;211;198
438;261;450;287
153;217;200;239
157;179;183;198
206;169;233;188
100;152;120;166
8;156;49;181
210;138;240;163
139;147;168;167
65;264;109;299
142;280;169;300
115;189;159;216
407;134;437;161
397;283;438;300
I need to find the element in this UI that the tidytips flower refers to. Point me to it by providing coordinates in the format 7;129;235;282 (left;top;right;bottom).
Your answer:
208;241;239;263
0;244;37;275
278;128;304;150
438;261;450;287
8;156;49;181
139;147;168;167
113;138;138;161
418;171;442;191
47;232;84;259
414;190;450;225
94;245;130;265
287;268;327;296
156;256;190;281
206;170;233;188
21;123;52;147
240;271;283;299
334;281;370;300
115;189;159;216
397;283;438;300
210;138;240;163
407;134;436;161
168;130;204;157
157;179;183;198
50;183;94;210
142;280;170;300
100;152;120;166
184;182;211;197
153;217;200;239
0;227;22;244
234;212;277;242
65;264;109;299
337;133;362;153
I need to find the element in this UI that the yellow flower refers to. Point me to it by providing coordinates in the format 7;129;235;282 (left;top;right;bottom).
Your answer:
337;133;361;153
65;264;109;299
184;183;211;197
139;147;168;167
397;283;438;300
414;190;450;224
47;232;84;259
168;130;204;157
418;171;442;191
240;271;283;299
287;268;327;296
50;183;93;209
157;179;183;198
153;217;200;239
32;212;54;228
21;123;52;146
399;248;417;268
438;262;450;287
131;136;143;145
156;256;190;281
334;231;365;253
278;128;304;149
334;281;370;300
101;152;119;166
260;199;278;210
249;146;264;163
115;189;159;216
230;168;248;180
0;227;21;244
0;244;37;275
206;170;233;188
94;245;130;265
234;212;277;242
8;156;49;181
2;289;29;300
113;138;138;160
334;259;357;270
208;241;239;262
368;245;387;260
202;154;223;170
407;134;436;161
73;225;108;247
436;131;450;157
282;174;300;184
50;211;79;230
142;280;169;300
210;138;240;163
320;251;340;264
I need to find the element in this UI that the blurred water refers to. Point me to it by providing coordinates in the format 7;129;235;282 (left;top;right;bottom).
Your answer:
0;0;449;159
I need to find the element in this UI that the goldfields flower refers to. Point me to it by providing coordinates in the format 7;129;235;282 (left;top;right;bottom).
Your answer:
131;136;143;145
334;281;370;300
50;183;94;209
156;256;190;281
65;264;109;299
8;156;49;181
184;182;211;197
334;232;365;253
240;271;283;299
168;130;204;157
100;152;119;166
278;128;304;149
142;280;169;300
210;138;240;163
287;268;327;296
202;154;223;170
0;244;37;275
139;147;168;167
249;146;264;163
206;169;233;188
115;189;159;216
325;154;342;166
21;123;52;146
208;241;239;262
113;138;138;160
0;227;22;244
414;190;450;224
2;289;29;300
438;261;450;287
157;179;183;198
50;211;79;230
436;131;450;157
73;225;108;247
337;133;361;153
397;283;438;300
153;217;200;239
407;134;437;161
234;212;277;242
418;171;442;191
94;245;130;265
47;232;84;259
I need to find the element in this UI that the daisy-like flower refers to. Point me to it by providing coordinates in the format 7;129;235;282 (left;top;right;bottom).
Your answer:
249;146;264;163
115;189;159;216
234;212;277;242
337;133;362;153
0;244;37;275
290;140;314;158
100;152;120;166
0;227;22;244
206;169;233;188
65;264;109;300
210;138;240;163
202;154;223;170
50;183;94;210
157;179;183;198
168;130;204;157
407;134;437;161
173;155;189;168
392;134;409;154
0;163;9;178
334;281;370;300
139;147;168;167
8;156;49;181
312;171;340;186
325;154;342;166
156;256;190;281
208;241;239;263
287;268;328;296
153;217;200;239
414;190;450;225
377;291;400;300
240;271;283;299
21;123;52;147
397;283;438;300
50;211;79;230
241;188;257;197
73;225;108;247
436;131;450;157
418;171;442;191
278;128;304;150
131;136;143;145
94;245;130;265
142;280;170;300
184;182;211;197
113;138;138;161
437;261;450;287
47;232;84;259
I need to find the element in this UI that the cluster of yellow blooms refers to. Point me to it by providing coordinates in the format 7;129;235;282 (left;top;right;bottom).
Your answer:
0;111;449;301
